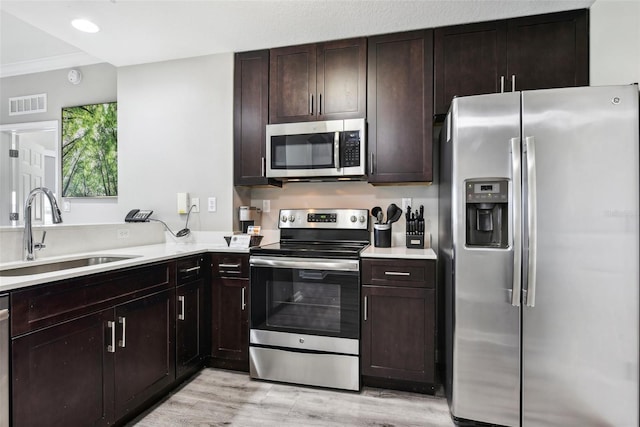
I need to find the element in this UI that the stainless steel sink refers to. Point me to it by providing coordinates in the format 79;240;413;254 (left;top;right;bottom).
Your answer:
0;256;139;277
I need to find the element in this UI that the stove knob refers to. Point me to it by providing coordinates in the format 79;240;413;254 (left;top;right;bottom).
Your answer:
350;215;357;223
359;215;366;223
289;215;295;223
281;215;288;223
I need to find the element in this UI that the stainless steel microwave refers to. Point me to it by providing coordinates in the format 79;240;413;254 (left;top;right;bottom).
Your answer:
266;118;366;180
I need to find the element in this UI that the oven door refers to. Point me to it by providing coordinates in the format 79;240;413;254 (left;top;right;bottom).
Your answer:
250;256;359;340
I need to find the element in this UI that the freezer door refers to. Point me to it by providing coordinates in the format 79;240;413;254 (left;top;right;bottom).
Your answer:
521;85;639;426
449;92;521;426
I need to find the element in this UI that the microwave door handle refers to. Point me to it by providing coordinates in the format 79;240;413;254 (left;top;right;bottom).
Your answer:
334;132;341;171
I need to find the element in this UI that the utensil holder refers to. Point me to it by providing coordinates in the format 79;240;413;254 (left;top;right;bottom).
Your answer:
374;223;391;248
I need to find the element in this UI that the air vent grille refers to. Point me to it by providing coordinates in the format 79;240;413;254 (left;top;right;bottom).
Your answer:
8;93;47;116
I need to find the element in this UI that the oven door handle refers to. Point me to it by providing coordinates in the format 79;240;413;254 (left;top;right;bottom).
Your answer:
250;256;359;272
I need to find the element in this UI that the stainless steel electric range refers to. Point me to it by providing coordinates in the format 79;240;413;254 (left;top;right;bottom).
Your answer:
249;208;370;391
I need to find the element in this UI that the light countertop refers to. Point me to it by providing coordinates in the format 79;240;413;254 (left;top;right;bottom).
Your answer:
0;242;248;293
2;240;437;293
361;245;437;260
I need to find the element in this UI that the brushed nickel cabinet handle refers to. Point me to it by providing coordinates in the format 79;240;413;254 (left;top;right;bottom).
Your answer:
178;295;185;321
363;296;368;321
179;266;200;274
118;316;126;348
219;263;240;269
384;271;411;277
107;321;116;353
241;287;247;311
369;152;374;175
512;75;516;92
500;75;505;93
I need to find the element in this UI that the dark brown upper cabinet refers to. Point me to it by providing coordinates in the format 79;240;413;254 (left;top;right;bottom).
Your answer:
434;9;589;117
506;10;589;92
367;30;434;184
269;37;366;123
233;50;281;187
434;20;507;117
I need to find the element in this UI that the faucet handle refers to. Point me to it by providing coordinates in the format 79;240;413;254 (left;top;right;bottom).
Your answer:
34;231;47;251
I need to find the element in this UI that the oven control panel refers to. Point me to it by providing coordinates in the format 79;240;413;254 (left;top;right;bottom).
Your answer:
307;213;337;223
279;209;369;229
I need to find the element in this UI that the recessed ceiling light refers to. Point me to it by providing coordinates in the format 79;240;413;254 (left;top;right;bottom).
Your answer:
71;19;100;33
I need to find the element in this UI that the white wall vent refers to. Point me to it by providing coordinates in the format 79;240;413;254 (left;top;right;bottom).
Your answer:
8;93;47;116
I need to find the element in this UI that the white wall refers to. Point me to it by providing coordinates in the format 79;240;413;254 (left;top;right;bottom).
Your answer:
590;0;640;86
117;53;235;233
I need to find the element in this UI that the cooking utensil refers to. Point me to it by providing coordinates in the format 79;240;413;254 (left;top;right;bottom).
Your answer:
371;206;382;224
387;203;403;224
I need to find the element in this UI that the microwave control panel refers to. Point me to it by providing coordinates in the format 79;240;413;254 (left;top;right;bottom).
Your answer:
340;131;361;167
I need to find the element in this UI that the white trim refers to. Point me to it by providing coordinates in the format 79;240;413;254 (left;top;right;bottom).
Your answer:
0;52;104;78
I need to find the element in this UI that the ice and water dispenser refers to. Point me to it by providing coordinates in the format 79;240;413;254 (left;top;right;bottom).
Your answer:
465;179;509;248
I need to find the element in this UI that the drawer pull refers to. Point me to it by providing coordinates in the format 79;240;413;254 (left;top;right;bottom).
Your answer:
219;263;240;269
363;296;368;321
241;287;247;311
179;266;200;273
384;271;411;277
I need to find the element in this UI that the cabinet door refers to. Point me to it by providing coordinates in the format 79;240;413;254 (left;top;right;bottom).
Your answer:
361;285;435;384
211;278;249;369
316;37;367;120
176;279;205;379
434;21;507;117
113;289;175;419
506;9;589;91
234;50;280;186
12;309;114;427
269;44;317;123
367;30;434;183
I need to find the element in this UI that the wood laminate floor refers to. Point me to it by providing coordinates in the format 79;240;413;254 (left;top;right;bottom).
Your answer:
128;368;455;427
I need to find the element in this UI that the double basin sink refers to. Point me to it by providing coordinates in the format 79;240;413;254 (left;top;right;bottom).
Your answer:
0;255;139;277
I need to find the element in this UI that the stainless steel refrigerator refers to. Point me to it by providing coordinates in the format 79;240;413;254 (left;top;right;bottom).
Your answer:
439;84;639;426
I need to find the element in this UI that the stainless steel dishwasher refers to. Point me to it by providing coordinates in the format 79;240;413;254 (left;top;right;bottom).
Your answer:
0;294;8;427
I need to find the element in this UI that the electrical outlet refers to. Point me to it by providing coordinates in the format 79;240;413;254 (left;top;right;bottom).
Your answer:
192;197;200;213
263;199;271;213
207;197;216;212
402;198;412;213
117;229;130;239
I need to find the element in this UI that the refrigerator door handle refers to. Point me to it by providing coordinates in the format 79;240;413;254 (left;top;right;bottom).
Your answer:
525;136;538;307
510;137;522;307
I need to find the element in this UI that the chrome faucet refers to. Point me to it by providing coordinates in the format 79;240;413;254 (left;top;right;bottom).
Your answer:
23;187;63;261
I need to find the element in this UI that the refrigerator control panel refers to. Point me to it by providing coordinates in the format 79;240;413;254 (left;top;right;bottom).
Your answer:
466;180;509;203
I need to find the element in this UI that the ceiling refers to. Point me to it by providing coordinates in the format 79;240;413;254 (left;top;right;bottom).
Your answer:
1;0;595;78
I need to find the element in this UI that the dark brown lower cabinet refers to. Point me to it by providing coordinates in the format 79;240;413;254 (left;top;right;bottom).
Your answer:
113;289;175;420
12;289;175;427
176;278;206;380
210;254;250;371
361;258;436;393
12;309;113;427
10;262;176;427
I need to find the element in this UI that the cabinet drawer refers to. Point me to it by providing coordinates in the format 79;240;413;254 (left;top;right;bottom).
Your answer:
362;259;435;288
176;254;205;284
211;253;249;279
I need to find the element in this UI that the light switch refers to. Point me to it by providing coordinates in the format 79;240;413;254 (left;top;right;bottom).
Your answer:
208;197;216;212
